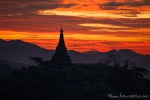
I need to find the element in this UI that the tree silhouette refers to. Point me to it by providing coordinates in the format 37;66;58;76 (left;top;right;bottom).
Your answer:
29;57;50;68
0;56;150;100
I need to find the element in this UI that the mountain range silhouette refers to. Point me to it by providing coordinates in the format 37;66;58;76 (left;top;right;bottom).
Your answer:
0;39;150;70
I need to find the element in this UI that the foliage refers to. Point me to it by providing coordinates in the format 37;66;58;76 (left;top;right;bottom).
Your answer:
0;64;15;80
29;57;50;67
0;57;150;100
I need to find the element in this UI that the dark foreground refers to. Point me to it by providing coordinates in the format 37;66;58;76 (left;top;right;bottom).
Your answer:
0;58;150;100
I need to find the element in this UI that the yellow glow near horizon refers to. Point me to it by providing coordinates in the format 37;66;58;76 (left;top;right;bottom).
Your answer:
66;34;146;41
90;28;150;33
38;10;112;18
0;31;28;39
1;30;150;55
1;30;147;42
38;10;150;18
79;23;128;28
0;31;59;40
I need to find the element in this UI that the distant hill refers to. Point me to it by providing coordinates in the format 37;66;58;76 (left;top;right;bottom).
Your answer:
0;59;27;68
0;39;150;66
0;39;54;64
83;51;101;54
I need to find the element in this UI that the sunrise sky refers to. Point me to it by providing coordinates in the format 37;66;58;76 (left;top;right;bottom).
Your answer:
0;0;150;55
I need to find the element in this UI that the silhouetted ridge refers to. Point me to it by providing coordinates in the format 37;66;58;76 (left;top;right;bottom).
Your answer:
83;51;101;54
0;39;53;64
0;59;26;68
0;39;150;65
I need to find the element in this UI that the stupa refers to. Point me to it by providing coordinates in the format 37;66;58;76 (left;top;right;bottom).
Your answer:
50;27;72;65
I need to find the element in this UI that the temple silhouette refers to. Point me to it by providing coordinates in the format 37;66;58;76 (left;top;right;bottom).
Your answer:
50;27;72;66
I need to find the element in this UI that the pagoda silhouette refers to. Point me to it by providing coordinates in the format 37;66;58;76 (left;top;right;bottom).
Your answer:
50;27;72;66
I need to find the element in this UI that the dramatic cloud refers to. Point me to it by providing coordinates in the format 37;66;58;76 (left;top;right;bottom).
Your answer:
0;14;150;38
0;14;150;35
0;0;76;16
100;0;150;9
99;0;150;17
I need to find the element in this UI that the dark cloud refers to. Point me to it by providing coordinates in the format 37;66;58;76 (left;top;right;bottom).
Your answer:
63;3;77;8
99;0;150;17
101;41;118;45
83;4;88;6
0;0;76;16
100;0;150;10
99;1;124;10
116;11;141;17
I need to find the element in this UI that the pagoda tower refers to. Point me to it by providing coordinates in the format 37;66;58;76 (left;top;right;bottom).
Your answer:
50;27;72;65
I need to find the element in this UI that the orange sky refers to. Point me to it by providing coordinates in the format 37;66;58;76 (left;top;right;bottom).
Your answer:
0;0;150;55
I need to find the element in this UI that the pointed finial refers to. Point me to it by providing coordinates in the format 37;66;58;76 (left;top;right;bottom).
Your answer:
60;26;63;32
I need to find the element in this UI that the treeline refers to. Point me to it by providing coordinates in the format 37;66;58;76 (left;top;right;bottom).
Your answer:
0;57;150;100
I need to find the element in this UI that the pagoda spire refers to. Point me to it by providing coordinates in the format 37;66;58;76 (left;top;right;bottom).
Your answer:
50;27;72;66
56;26;67;53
